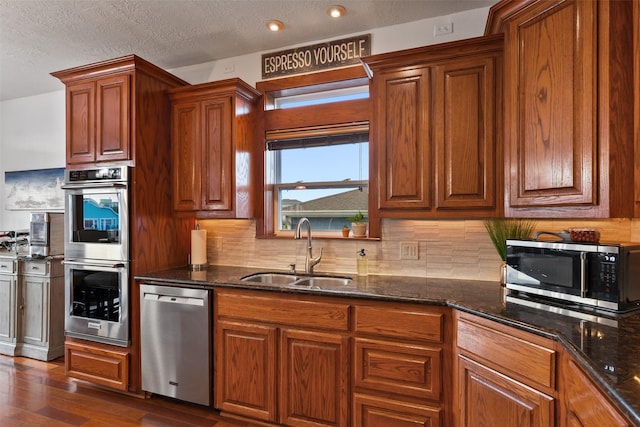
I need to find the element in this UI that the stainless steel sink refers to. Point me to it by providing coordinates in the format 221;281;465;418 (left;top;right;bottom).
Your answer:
290;276;351;288
240;272;351;288
240;272;299;285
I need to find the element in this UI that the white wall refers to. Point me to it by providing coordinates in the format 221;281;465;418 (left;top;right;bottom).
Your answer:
0;91;66;229
0;7;490;229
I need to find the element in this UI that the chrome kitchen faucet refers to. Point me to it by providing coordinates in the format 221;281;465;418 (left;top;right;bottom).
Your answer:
294;217;323;274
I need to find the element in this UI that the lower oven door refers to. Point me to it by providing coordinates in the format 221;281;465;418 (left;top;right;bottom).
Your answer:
64;259;129;347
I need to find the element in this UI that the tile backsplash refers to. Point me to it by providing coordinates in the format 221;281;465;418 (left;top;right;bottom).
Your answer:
197;218;640;282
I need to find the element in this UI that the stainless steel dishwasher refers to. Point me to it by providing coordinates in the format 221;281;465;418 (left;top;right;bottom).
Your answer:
140;284;210;405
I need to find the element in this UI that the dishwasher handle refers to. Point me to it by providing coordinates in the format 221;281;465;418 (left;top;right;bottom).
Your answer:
143;292;205;307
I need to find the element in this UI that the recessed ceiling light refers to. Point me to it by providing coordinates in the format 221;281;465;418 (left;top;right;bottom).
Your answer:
266;20;283;31
327;5;346;18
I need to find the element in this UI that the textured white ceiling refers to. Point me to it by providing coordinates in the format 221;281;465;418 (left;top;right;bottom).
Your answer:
0;0;496;101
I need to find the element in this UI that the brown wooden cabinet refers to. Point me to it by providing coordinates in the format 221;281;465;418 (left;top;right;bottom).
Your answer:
364;35;503;220
169;79;261;218
488;0;636;217
559;349;633;427
52;55;185;168
53;55;194;393
352;303;450;427
63;75;131;165
214;289;349;426
454;311;557;426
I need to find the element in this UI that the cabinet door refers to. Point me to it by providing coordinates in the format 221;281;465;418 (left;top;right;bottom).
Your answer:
66;81;96;165
457;355;554;427
505;0;597;209
434;55;498;212
201;96;233;211
375;67;432;211
20;275;47;347
0;275;18;345
172;101;202;211
280;328;349;427
95;74;131;162
215;319;277;422
561;353;632;427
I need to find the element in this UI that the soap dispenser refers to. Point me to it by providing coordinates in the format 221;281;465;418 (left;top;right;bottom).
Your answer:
357;248;368;276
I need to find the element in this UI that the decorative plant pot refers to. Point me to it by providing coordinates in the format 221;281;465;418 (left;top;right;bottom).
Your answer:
342;227;350;238
351;222;367;238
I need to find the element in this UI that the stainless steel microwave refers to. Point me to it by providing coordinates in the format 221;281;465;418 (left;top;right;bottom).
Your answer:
505;239;640;312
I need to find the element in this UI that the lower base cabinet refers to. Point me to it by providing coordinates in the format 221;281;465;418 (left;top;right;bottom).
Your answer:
455;311;557;427
0;258;64;361
215;289;350;427
65;339;130;391
559;350;633;426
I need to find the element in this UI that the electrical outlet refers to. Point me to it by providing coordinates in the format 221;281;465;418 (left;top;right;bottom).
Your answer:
400;242;419;260
434;22;453;36
214;237;223;251
223;64;235;74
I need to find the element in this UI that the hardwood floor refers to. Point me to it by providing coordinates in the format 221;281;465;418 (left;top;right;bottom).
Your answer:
0;355;262;426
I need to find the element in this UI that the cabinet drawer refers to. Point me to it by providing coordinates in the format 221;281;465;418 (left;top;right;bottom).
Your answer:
355;305;444;343
457;315;556;390
215;289;350;331
354;338;442;401
0;258;17;274
353;393;442;427
20;260;52;276
65;341;129;391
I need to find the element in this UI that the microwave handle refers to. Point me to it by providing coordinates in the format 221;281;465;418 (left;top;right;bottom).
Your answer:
580;252;587;297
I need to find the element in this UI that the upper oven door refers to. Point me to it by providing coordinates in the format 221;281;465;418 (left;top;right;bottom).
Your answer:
64;183;129;261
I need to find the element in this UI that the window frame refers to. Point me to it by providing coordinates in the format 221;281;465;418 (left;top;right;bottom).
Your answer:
256;66;379;239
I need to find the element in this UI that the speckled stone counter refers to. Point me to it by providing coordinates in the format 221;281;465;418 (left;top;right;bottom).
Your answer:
136;265;640;425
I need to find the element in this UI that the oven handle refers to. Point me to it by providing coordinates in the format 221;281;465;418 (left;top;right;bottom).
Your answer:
62;260;127;269
61;182;127;190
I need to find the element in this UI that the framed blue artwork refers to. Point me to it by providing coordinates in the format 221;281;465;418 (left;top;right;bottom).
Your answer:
4;167;65;210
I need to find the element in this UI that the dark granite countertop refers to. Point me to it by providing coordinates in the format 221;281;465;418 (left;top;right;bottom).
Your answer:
136;265;640;425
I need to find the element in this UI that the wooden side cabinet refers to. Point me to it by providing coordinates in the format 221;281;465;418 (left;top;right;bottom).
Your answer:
364;34;503;219
169;79;261;218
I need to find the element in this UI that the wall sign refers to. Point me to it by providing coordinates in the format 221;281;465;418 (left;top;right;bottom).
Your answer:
262;34;371;79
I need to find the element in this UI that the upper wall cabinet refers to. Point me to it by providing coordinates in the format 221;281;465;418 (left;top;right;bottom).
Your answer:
363;35;503;221
52;55;188;168
487;0;636;218
168;79;261;218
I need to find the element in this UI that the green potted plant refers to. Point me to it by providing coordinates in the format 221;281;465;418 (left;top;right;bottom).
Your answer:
347;211;367;237
484;218;536;283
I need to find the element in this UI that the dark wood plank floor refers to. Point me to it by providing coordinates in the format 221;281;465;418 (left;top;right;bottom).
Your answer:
0;355;263;426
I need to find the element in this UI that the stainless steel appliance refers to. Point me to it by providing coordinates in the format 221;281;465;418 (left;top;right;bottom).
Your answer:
62;166;129;261
29;212;64;257
62;166;130;346
506;239;640;312
140;284;211;406
63;259;129;346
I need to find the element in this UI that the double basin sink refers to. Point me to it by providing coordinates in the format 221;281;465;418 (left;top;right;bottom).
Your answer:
240;272;352;290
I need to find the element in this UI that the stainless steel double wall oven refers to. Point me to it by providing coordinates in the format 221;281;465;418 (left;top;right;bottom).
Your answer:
62;166;130;346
